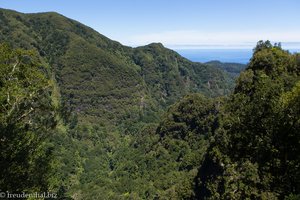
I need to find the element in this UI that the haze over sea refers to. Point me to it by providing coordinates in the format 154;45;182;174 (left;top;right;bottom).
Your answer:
173;44;300;64
175;49;252;64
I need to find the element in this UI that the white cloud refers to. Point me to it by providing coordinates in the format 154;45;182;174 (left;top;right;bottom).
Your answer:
124;30;300;49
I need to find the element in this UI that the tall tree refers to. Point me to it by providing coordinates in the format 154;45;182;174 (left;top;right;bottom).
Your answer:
196;41;300;199
0;44;56;193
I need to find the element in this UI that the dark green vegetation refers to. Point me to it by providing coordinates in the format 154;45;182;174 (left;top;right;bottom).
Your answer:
0;44;56;193
205;60;246;77
0;8;299;200
196;41;300;199
0;8;233;127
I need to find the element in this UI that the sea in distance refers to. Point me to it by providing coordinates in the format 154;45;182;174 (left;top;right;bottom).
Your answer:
174;48;300;64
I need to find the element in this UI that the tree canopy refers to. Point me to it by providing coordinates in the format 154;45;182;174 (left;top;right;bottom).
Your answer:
0;44;56;193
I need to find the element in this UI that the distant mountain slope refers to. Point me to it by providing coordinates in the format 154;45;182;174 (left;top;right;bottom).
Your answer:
205;60;246;77
0;8;235;126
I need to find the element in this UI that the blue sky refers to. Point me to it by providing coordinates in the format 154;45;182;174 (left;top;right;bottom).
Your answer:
1;0;300;48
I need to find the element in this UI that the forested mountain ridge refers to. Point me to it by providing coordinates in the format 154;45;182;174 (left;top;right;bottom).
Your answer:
0;8;234;127
0;7;234;199
205;60;246;77
1;7;299;200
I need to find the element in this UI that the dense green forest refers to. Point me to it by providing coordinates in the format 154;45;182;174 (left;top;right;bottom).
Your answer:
205;61;246;77
0;8;234;126
0;8;299;200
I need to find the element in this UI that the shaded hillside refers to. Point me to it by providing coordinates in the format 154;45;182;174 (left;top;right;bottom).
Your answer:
0;8;234;126
133;43;234;105
206;60;246;77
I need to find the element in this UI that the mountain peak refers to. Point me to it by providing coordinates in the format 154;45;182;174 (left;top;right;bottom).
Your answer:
0;8;235;124
146;42;165;48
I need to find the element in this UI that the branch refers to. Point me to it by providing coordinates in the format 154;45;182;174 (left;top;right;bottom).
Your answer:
7;99;18;117
7;92;10;105
8;61;19;81
11;61;19;74
16;107;34;122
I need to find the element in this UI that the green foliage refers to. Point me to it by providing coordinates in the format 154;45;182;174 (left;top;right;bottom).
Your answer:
0;12;236;198
285;194;300;200
0;44;56;193
0;8;235;128
157;93;219;144
2;8;299;200
197;41;300;199
46;94;219;199
206;60;246;77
